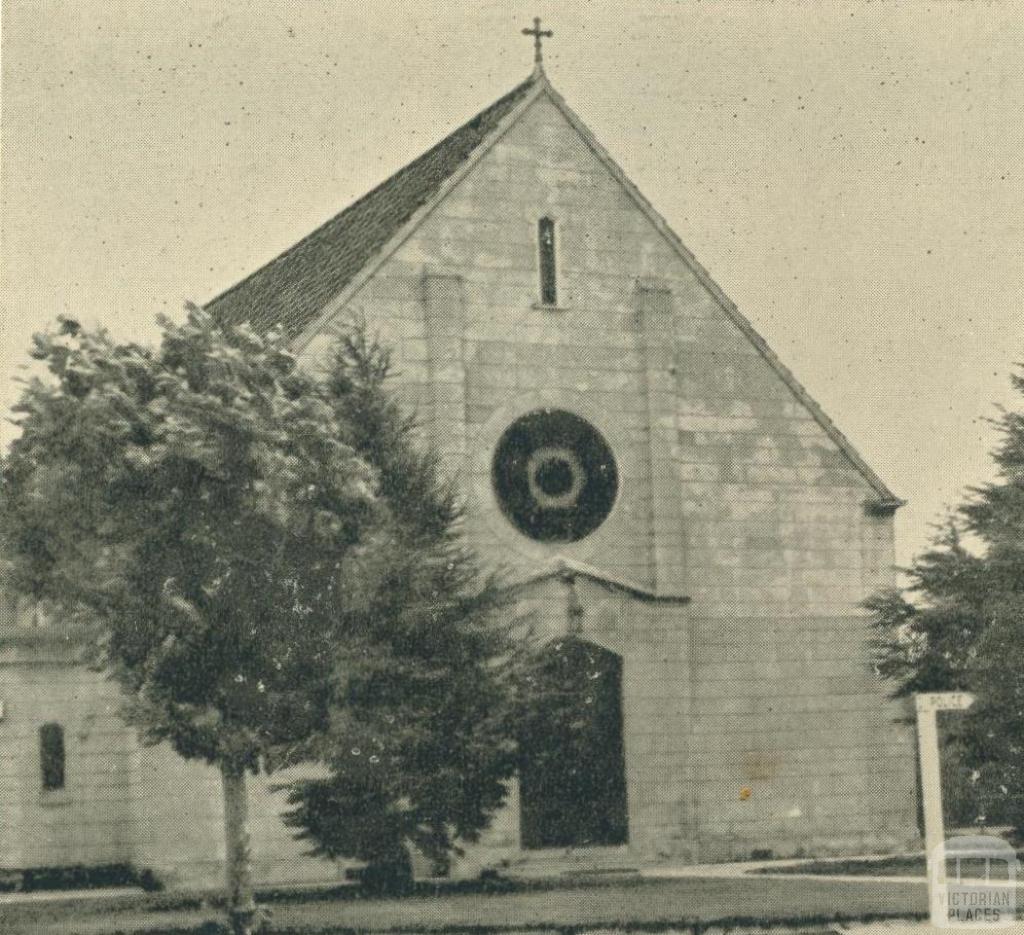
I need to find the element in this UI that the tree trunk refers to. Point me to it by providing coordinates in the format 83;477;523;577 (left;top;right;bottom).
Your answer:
220;763;264;935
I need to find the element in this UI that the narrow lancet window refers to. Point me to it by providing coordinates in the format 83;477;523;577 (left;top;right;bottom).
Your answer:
538;217;558;306
39;722;65;791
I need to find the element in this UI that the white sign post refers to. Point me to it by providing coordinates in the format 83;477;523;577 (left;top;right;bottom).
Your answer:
916;691;976;928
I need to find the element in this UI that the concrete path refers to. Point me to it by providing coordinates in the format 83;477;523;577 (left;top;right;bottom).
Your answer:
837;925;1024;934
644;854;1024;891
644;858;929;887
0;887;140;906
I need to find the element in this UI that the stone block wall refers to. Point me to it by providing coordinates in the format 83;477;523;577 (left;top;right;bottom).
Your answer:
689;614;917;861
0;627;343;887
303;87;919;864
0;640;137;869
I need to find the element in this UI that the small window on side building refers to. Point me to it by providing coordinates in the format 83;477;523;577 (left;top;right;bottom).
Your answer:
40;722;65;791
538;217;558;306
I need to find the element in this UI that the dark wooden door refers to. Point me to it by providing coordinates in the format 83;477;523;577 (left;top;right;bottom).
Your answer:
519;639;629;849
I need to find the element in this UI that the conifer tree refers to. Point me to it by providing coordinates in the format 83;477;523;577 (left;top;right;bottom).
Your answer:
870;365;1024;833
281;323;520;885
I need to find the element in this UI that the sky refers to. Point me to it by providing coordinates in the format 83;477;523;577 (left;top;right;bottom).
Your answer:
2;0;1022;568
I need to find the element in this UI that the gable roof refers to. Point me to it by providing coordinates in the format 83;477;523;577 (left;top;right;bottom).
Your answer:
205;69;902;509
206;74;538;335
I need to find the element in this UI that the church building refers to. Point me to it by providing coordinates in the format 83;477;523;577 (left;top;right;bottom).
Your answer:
0;36;920;887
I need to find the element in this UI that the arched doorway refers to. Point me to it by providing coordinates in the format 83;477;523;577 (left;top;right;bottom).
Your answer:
518;638;628;849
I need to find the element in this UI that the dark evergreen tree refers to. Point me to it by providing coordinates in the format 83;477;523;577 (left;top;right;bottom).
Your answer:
870;365;1024;834
281;322;521;885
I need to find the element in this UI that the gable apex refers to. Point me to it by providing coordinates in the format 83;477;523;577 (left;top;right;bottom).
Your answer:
206;70;901;509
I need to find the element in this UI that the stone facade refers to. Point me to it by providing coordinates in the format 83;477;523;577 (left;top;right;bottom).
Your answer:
0;71;919;886
297;84;919;865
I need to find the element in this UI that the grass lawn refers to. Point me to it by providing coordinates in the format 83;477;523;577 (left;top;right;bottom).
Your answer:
0;874;929;935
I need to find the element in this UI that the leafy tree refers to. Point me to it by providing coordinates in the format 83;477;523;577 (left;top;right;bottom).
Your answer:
280;325;521;887
870;365;1024;834
1;308;384;933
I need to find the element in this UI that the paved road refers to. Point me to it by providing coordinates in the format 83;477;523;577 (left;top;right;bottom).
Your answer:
0;875;929;935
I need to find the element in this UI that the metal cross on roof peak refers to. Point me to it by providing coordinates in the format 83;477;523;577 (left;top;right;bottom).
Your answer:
522;17;553;69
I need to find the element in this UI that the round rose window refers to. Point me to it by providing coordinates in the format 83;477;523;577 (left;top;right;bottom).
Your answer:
491;409;618;543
